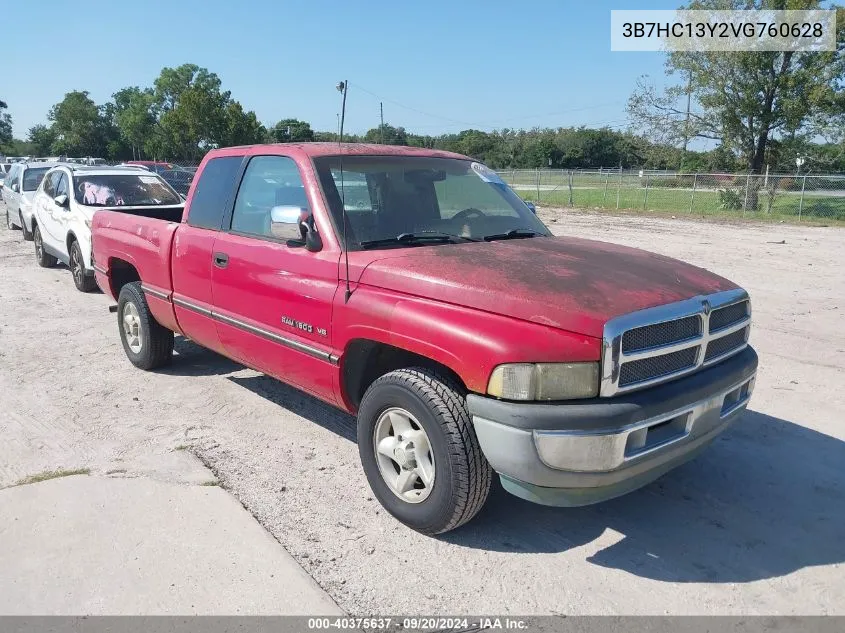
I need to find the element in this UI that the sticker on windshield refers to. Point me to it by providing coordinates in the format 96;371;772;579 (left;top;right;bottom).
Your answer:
470;162;505;185
139;176;160;184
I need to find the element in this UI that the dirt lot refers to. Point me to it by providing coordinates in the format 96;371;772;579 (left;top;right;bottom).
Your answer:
1;201;843;615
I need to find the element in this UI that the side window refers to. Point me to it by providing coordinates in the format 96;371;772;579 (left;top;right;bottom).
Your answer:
231;156;308;238
186;156;243;230
55;173;69;197
42;171;58;197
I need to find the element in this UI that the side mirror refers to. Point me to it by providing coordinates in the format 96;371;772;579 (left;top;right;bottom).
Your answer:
269;205;322;252
525;201;537;214
11;182;19;193
54;194;70;208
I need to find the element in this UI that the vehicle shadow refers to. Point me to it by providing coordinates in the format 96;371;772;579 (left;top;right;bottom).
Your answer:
153;342;845;583
227;373;357;442
158;337;244;377
443;410;845;583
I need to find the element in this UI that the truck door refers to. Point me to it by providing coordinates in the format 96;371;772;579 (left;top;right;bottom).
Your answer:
171;154;245;356
210;154;341;404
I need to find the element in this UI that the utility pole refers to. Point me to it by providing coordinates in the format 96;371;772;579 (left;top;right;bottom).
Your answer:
380;102;385;144
680;70;692;172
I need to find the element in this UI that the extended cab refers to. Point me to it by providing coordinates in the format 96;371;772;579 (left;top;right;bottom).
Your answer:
91;144;757;534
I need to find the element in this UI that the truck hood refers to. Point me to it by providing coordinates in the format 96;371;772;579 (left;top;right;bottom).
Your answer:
357;236;738;338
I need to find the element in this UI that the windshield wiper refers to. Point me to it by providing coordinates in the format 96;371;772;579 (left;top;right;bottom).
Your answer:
360;231;480;249
482;228;545;242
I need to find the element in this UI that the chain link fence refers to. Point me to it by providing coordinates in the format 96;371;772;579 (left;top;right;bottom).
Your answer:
501;169;845;222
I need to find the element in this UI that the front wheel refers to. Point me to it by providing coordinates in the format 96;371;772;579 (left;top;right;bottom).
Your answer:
117;281;174;370
70;240;97;292
357;368;492;535
33;225;57;268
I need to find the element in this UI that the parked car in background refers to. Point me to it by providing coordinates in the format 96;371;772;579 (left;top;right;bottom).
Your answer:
31;165;184;292
123;160;175;174
158;168;194;196
91;143;757;534
4;161;59;239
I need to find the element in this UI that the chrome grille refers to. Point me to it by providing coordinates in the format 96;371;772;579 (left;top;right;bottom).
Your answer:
709;300;749;332
705;327;748;362
621;315;702;353
600;289;751;396
619;347;699;387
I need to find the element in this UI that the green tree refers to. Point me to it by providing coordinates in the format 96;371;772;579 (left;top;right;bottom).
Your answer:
27;124;57;156
0;99;12;150
48;91;108;156
272;118;315;142
364;124;407;145
221;102;266;146
628;0;845;203
113;87;156;159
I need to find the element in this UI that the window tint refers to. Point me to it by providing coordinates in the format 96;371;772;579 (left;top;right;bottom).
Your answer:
55;173;69;197
42;171;59;197
22;167;49;191
231;155;308;238
186;156;243;230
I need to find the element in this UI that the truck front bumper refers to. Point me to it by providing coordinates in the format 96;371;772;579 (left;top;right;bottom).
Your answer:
466;346;758;506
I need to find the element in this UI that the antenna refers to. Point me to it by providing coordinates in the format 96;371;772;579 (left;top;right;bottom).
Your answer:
336;80;352;303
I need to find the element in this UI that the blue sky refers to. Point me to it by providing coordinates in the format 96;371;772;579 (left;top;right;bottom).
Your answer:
4;0;685;139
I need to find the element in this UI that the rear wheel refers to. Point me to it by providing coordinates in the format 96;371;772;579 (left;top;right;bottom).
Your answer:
20;212;33;240
69;240;97;292
117;281;173;370
33;225;57;268
357;367;492;535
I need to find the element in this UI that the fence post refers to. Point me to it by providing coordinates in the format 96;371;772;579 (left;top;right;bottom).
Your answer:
798;175;807;221
602;171;610;206
616;167;622;210
689;173;697;213
568;170;573;206
743;173;752;217
536;167;540;202
643;174;650;210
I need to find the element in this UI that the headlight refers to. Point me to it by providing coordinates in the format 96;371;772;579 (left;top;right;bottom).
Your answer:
487;363;599;401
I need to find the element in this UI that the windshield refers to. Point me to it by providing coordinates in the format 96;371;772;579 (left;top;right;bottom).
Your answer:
23;167;50;191
312;156;550;250
73;173;181;207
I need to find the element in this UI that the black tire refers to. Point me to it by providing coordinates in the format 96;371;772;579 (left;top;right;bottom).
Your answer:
69;239;97;292
357;367;492;535
117;281;174;370
6;208;17;231
33;224;57;268
20;212;33;241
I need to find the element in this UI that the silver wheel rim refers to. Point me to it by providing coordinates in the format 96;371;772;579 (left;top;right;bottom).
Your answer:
71;247;83;285
122;302;143;354
374;407;435;503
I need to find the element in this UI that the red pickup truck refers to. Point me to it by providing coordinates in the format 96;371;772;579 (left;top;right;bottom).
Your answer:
92;143;757;534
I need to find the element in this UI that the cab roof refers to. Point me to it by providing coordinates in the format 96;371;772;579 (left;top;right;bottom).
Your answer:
210;142;472;161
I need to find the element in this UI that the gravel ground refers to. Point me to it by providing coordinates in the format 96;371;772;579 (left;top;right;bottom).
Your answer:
1;201;843;615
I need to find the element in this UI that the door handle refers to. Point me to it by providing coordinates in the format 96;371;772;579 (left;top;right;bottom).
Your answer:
213;252;229;268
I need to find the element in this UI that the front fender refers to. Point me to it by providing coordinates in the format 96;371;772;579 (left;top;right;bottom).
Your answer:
336;285;600;395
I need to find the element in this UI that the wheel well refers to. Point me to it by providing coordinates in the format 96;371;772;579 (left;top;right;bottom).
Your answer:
341;339;465;411
109;258;141;297
66;232;77;254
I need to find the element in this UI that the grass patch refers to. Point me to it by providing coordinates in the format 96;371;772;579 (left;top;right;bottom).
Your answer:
200;480;220;487
16;468;91;486
173;444;190;451
517;186;845;225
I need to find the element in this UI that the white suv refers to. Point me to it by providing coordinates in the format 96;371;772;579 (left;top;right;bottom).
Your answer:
31;165;183;292
4;162;61;239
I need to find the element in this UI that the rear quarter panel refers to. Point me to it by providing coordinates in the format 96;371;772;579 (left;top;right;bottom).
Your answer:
92;210;179;331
